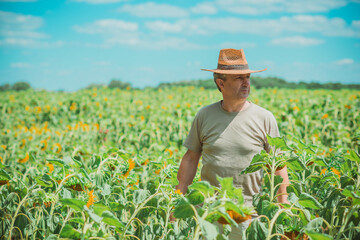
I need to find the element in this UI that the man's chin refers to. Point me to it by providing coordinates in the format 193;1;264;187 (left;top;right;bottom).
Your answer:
236;95;249;100
238;91;249;98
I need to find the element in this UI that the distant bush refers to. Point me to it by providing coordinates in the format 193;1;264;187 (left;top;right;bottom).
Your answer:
108;79;131;89
12;82;31;91
0;83;11;91
85;83;106;90
158;79;216;89
0;82;31;91
158;77;360;90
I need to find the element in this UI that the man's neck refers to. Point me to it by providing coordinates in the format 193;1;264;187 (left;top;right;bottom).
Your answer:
221;98;249;113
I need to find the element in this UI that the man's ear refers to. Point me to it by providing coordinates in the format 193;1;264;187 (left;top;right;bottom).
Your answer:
216;78;224;90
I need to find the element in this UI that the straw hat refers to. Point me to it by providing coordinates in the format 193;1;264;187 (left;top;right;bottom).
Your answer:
201;48;267;74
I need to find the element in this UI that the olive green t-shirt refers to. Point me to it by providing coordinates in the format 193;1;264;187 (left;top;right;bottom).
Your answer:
183;100;280;207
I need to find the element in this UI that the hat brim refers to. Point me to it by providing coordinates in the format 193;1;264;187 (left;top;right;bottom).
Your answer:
200;68;267;74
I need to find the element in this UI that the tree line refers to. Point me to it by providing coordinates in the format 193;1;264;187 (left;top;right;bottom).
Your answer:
158;76;360;90
0;82;31;91
1;77;359;92
0;80;131;92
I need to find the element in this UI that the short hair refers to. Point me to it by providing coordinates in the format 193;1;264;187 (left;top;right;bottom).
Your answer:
213;72;227;92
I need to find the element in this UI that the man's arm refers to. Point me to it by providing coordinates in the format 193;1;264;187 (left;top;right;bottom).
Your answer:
275;166;290;204
176;149;202;194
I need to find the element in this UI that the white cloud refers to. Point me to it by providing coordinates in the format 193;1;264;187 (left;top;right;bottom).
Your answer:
140;37;203;50
0;11;62;47
352;20;360;28
145;15;359;37
11;62;31;68
74;19;139;48
101;36;203;50
191;2;217;15
73;19;138;34
215;0;348;15
101;36;140;47
3;31;48;39
145;20;187;33
145;19;209;35
0;38;63;47
75;18;202;49
335;58;354;65
271;36;324;46
118;2;189;18
0;10;46;37
71;0;127;4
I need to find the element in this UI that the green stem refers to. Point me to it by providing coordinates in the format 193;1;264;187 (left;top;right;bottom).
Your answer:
96;156;118;175
335;206;359;240
59;208;73;235
329;206;336;236
356;162;360;190
270;156;275;202
120;185;163;239
82;215;88;240
46;173;77;236
191;204;204;240
270;233;290;240
8;185;41;240
266;208;288;240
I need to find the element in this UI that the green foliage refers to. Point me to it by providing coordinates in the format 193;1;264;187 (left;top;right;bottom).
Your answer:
12;81;31;91
0;87;359;239
158;76;360;90
108;79;131;89
0;82;31;91
0;83;10;91
60;198;86;211
158;78;216;89
84;83;106;89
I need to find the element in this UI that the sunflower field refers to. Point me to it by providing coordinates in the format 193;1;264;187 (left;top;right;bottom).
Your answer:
0;87;359;240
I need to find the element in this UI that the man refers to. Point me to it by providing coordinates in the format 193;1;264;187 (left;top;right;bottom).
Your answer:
175;48;289;239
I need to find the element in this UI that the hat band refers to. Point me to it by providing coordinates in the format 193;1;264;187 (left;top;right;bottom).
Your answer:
217;64;249;70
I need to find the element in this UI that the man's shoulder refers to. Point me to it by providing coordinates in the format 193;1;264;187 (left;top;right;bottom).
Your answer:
197;101;220;115
249;102;275;118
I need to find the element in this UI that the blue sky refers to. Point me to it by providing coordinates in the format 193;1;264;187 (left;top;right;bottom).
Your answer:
0;0;359;91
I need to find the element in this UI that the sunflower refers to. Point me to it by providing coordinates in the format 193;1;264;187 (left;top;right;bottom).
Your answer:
175;189;183;195
141;159;149;166
165;149;173;157
123;159;135;178
331;168;341;178
218;211;252;225
18;152;29;163
19;139;26;149
40;140;48;151
52;143;62;154
321;113;328;119
86;190;96;208
46;162;54;174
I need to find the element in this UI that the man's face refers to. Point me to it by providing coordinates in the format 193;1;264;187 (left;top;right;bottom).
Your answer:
220;73;251;99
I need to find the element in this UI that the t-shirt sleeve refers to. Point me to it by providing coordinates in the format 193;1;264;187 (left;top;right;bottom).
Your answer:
183;112;202;153
264;112;281;153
